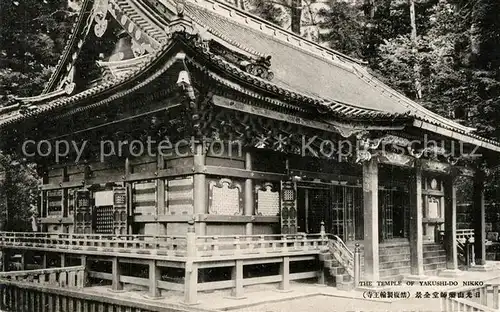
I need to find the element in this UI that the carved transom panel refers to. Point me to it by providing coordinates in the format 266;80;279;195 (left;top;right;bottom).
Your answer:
209;178;242;215
256;183;280;216
167;177;194;215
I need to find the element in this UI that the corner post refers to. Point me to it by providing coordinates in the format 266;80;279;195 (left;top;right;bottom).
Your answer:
409;162;425;277
471;169;491;271
244;151;254;235
193;143;206;235
363;157;379;282
440;171;462;277
184;220;198;305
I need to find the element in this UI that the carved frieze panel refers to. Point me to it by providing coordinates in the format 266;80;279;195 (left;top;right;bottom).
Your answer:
255;182;280;216
167;177;194;215
209;178;243;215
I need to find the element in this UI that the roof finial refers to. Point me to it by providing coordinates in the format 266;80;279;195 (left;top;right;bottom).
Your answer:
175;0;185;17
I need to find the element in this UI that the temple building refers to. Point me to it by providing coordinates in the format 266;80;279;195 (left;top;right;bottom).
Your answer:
0;0;499;308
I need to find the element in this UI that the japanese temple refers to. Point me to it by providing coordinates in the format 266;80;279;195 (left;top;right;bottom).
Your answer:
0;0;499;310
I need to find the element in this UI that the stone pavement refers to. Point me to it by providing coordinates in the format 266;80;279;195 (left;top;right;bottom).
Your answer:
83;262;500;312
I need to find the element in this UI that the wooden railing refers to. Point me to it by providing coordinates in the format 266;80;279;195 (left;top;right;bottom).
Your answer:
0;266;86;289
0;232;188;258
440;282;500;312
194;234;328;258
457;229;475;243
327;234;354;277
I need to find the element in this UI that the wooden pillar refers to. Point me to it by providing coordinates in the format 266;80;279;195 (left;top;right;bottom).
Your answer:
193;143;206;235
157;154;166;235
111;257;123;291
279;256;290;291
473;170;487;267
363;158;379;282
445;174;457;270
440;173;462;276
244;152;254;235
184;220;198;304
148;260;161;298
231;259;244;298
409;164;424;277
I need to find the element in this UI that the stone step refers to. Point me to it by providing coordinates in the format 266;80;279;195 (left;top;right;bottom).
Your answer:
424;262;446;271
335;274;351;283
380;260;411;270
323;259;341;268
423;256;446;265
379;246;411;256
380;266;411;278
423;244;445;251
337;281;355;291
329;267;346;276
423;250;446;258
380;253;410;263
380;273;405;281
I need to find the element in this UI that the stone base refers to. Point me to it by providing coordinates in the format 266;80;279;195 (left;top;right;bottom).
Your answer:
274;288;293;293
108;288;126;293
469;264;494;272
403;275;428;281
181;301;200;306
438;269;464;277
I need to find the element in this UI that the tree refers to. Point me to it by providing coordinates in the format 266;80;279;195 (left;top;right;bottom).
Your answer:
0;0;77;106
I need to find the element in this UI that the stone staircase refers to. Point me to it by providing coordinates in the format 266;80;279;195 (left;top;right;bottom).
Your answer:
320;252;354;290
319;237;355;291
379;243;446;280
423;243;447;275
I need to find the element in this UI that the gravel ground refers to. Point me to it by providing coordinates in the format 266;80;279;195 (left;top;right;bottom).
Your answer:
232;295;397;312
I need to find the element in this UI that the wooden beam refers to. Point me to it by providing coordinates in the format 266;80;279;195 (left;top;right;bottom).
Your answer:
213;95;405;133
363;158;379;282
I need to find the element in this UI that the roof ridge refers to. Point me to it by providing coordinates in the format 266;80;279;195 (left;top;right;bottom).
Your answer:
43;0;96;94
183;0;366;66
353;66;476;134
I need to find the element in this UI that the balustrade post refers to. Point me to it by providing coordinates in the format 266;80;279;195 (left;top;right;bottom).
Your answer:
354;243;361;288
471;244;475;266
493;285;499;309
465;237;470;269
110;257;123;292
231;260;244;298
184;220;198;305
279;256;290;292
147;259;161;298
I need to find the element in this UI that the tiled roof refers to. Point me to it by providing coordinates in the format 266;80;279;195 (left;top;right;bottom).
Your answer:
2;0;499;151
182;0;475;134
